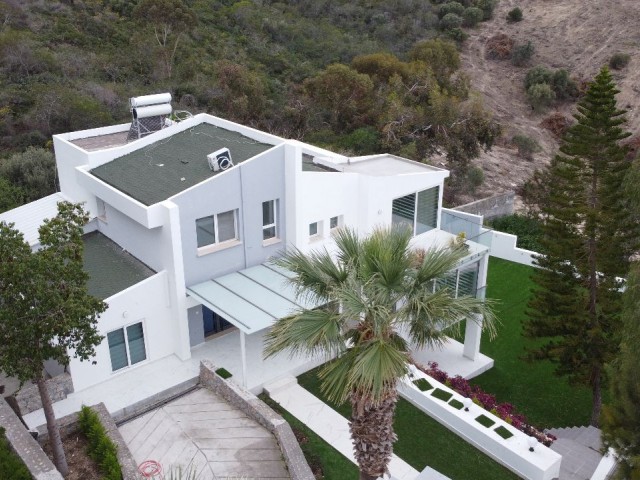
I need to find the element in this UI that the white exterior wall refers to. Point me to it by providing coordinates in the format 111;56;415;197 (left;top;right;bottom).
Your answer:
68;272;175;392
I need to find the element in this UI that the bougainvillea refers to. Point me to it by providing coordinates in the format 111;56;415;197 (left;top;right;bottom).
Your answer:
416;361;556;446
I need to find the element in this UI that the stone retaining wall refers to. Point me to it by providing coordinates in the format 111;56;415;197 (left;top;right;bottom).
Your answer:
454;191;515;221
0;396;63;480
15;373;74;416
34;403;139;480
200;360;314;480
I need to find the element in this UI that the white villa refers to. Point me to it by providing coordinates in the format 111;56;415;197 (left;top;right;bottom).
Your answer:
0;97;494;397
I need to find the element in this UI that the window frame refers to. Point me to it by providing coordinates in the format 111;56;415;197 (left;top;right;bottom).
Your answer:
262;199;279;243
107;321;148;373
309;221;319;237
391;186;439;236
196;209;240;255
329;215;342;231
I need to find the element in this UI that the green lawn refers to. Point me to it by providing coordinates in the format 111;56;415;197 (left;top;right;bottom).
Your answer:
259;393;358;479
298;369;519;480
472;257;596;428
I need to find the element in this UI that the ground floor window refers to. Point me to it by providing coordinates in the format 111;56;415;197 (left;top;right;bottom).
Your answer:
107;322;147;372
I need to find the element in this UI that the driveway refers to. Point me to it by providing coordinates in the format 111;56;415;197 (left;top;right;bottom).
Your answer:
119;388;289;479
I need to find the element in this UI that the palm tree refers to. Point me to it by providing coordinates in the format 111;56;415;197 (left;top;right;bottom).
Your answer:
265;227;495;480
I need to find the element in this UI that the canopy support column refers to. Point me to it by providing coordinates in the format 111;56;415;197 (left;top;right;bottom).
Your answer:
240;331;248;388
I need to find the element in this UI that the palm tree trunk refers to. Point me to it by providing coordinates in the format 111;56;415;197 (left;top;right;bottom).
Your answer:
36;375;68;476
349;389;398;480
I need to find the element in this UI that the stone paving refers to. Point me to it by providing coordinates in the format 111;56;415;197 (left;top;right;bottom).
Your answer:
119;388;289;480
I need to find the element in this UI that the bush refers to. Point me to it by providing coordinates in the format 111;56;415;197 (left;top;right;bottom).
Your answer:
609;52;630;70
511;134;541;160
0;147;57;204
525;65;553;89
487;213;543;251
0;428;31;480
445;27;469;43
438;1;465;18
506;7;523;22
78;406;122;480
462;7;484;27
485;34;514;60
440;12;463;30
527;83;555;111
467;166;484;194
539;112;572;138
337;127;380;154
511;41;534;66
551;69;578;100
475;0;498;20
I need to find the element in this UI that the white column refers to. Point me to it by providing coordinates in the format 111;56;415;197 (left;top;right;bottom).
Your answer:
240;331;248;388
462;253;489;360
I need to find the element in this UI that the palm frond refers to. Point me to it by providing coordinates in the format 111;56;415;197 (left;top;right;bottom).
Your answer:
413;246;467;287
263;309;345;359
319;350;359;403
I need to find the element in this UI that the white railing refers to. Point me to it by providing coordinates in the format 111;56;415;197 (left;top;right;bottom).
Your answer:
399;369;561;480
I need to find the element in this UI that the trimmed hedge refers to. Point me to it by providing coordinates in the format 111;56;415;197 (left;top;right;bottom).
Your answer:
78;406;122;480
0;427;31;480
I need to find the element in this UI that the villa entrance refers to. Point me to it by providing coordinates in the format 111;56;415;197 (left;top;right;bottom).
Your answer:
203;306;233;337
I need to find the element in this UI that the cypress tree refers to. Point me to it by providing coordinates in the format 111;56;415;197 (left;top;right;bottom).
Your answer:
601;261;640;479
524;67;637;426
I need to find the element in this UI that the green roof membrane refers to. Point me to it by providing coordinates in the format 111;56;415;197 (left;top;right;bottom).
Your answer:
83;232;156;299
91;123;275;206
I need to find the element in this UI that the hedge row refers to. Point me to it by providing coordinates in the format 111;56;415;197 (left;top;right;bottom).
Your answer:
78;406;122;480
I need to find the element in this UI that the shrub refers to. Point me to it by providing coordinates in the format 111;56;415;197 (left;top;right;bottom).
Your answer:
78;406;122;480
525;65;553;89
438;1;465;18
440;12;463;30
609;52;630;70
485;34;515;60
337;127;380;154
445;27;469;43
215;367;233;379
551;69;578;100
476;0;498;20
511;41;534;66
487;213;543;251
467;166;484;194
511;134;541;160
506;7;523;22
539;112;572;138
0;428;31;480
527;83;555;111
462;7;484;27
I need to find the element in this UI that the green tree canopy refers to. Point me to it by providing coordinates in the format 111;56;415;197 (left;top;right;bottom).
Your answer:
524;67;638;426
265;227;495;479
0;201;106;475
601;261;640;479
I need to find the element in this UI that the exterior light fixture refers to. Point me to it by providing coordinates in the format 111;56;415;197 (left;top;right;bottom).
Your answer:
528;436;538;452
463;397;472;412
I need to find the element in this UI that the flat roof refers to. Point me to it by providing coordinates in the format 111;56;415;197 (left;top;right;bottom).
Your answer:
83;231;155;299
0;193;67;246
90;123;275;206
340;155;443;176
187;263;322;335
71;131;129;151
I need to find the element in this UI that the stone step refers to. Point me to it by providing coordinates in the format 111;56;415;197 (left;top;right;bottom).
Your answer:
550;438;603;480
574;426;602;452
263;375;298;396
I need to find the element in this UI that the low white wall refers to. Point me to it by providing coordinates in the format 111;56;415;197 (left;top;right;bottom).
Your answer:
399;371;561;480
68;271;175;392
484;229;538;267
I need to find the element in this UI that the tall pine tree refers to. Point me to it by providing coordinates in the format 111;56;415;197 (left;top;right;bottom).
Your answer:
524;67;637;426
601;261;640;479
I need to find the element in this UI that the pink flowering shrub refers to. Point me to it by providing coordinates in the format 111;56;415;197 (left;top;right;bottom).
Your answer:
416;361;556;446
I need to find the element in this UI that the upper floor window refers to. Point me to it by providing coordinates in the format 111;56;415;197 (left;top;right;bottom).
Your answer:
262;200;278;241
330;215;343;231
392;186;439;235
309;221;319;237
107;322;147;372
196;210;238;249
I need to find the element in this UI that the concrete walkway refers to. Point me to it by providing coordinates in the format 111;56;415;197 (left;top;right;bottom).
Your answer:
265;377;448;480
119;387;289;479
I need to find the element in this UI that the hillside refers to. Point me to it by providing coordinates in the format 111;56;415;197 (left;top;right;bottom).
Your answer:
460;0;640;204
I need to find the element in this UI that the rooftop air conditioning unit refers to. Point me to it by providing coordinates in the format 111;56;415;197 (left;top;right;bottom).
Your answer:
207;148;234;172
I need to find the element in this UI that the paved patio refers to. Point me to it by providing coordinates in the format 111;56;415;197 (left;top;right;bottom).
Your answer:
119;388;289;479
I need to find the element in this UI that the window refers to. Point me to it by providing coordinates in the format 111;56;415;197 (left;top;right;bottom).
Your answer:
392;186;439;235
196;210;238;248
309;222;319;237
107;322;146;372
433;262;479;298
262;200;278;240
330;215;342;230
